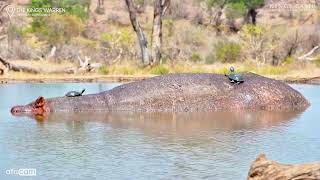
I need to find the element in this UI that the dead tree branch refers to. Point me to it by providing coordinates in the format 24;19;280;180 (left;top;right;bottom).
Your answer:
298;45;320;61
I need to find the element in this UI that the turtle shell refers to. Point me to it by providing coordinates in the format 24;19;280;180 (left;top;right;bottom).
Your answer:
228;73;244;83
65;91;81;97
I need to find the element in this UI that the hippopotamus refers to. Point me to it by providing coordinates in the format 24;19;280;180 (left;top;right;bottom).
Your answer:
11;73;309;118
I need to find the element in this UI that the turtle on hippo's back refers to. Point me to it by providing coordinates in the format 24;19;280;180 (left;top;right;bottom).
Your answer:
65;89;86;97
225;67;244;84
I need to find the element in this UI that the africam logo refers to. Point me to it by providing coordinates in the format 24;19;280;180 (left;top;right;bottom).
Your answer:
0;2;11;18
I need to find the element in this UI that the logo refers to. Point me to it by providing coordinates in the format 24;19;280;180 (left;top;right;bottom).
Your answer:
5;5;14;18
0;3;66;18
6;169;37;176
0;2;9;17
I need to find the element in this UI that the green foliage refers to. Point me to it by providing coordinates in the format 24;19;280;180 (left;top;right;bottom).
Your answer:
29;0;89;43
282;56;294;65
102;29;135;47
98;65;110;75
116;66;135;75
205;53;216;64
315;58;320;67
163;19;175;37
34;14;84;43
206;0;264;15
71;37;99;48
226;2;247;19
206;0;226;9
244;0;264;9
242;24;265;36
150;65;170;75
65;4;88;20
253;66;288;75
190;53;202;62
134;0;145;6
29;0;52;8
216;42;241;62
29;0;89;20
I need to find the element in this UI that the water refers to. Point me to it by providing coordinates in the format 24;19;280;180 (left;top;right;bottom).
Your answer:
0;83;319;180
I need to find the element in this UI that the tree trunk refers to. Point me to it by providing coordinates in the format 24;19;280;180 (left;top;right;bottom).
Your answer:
248;154;320;180
0;57;41;74
151;0;162;65
96;0;105;14
248;8;257;25
151;0;170;65
125;0;150;65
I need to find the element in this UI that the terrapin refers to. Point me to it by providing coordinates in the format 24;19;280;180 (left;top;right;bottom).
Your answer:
225;67;244;84
65;89;86;97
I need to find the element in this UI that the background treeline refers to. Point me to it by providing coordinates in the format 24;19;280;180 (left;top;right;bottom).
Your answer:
0;0;319;75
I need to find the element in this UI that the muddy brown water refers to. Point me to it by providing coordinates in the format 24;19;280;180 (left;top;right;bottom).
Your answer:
0;83;319;179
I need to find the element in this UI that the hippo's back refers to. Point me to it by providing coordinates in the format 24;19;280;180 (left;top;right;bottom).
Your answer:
105;73;309;112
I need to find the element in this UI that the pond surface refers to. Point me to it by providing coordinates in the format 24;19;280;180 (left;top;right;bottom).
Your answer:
0;83;319;180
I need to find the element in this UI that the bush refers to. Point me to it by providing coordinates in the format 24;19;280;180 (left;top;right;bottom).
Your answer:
315;58;320;67
205;53;216;64
150;65;170;75
34;14;84;43
102;28;135;47
216;42;242;62
29;0;89;20
134;0;145;6
226;2;247;19
242;24;265;37
190;53;202;62
98;65;109;75
117;66;135;75
167;0;190;19
163;19;175;37
281;56;294;65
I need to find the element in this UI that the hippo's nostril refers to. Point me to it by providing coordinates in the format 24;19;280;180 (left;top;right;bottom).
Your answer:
11;107;21;114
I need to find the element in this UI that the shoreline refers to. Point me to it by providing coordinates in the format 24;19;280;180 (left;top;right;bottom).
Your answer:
1;74;320;84
0;75;154;84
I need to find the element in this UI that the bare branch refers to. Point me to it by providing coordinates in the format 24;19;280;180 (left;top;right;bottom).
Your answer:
298;45;320;61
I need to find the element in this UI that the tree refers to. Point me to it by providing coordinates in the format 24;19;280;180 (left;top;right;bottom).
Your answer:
243;0;264;24
151;0;170;64
207;0;264;26
96;0;105;14
125;0;150;65
125;0;170;66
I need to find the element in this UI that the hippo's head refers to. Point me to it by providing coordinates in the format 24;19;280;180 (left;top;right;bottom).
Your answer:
11;97;48;117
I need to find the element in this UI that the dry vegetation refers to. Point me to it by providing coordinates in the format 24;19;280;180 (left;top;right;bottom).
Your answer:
0;0;320;81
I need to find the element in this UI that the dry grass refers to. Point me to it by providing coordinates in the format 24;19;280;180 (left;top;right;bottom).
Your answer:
11;60;74;71
1;60;320;83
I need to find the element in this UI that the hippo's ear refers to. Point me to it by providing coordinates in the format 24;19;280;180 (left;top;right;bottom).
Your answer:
35;97;46;108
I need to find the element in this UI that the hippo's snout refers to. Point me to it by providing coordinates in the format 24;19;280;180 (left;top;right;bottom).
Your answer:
11;97;47;117
11;105;31;115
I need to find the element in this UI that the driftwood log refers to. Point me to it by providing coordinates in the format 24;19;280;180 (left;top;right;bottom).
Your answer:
0;57;41;74
248;154;320;180
0;56;102;75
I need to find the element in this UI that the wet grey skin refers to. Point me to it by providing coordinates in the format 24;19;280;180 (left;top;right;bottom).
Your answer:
65;89;86;97
11;73;310;117
226;67;244;84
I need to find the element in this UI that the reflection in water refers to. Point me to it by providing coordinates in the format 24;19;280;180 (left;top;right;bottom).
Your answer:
29;111;303;134
2;83;319;180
